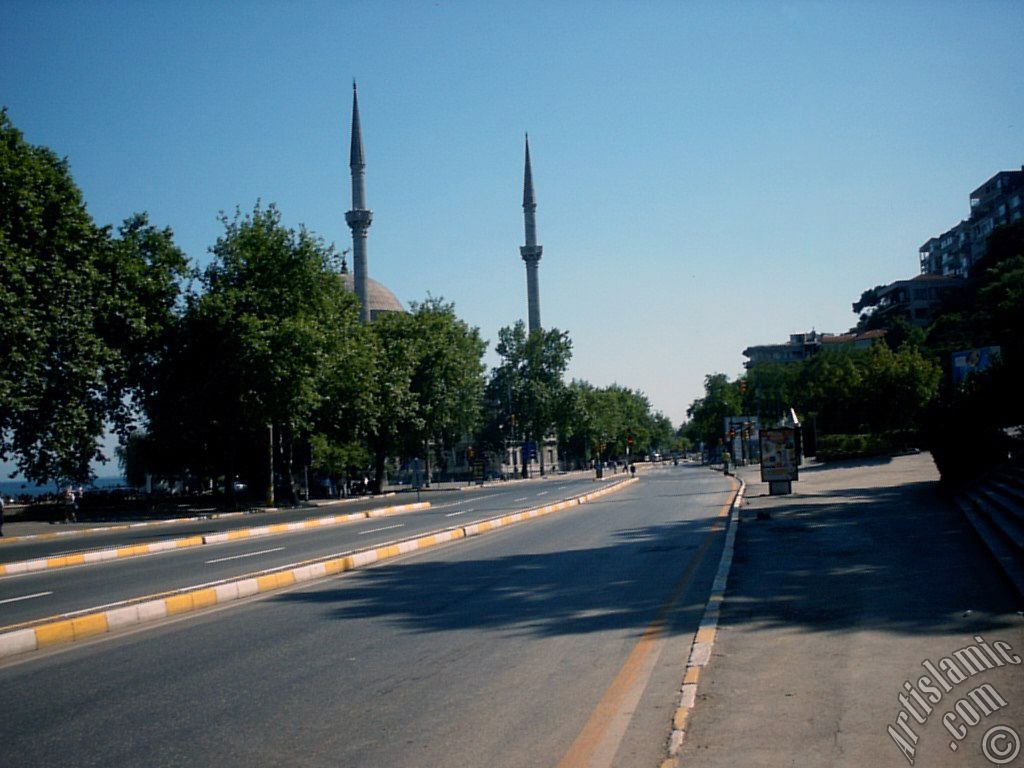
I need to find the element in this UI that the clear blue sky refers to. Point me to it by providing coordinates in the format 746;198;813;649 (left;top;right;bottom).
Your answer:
2;0;1022;432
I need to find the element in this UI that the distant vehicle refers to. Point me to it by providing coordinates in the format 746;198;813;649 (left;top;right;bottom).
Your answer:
232;480;247;493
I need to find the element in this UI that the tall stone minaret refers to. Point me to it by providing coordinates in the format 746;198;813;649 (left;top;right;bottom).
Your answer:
520;134;543;335
345;81;373;324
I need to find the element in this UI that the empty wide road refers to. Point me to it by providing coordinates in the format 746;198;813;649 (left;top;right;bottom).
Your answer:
0;476;600;628
0;466;736;768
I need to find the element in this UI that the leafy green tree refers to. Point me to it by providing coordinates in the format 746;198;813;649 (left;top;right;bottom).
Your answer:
859;343;941;433
741;362;797;424
142;203;367;501
794;349;865;434
487;322;572;476
0;109;189;484
682;373;741;452
365;298;487;490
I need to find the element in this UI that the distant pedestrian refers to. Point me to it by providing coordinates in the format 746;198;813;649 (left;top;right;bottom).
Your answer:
62;486;77;523
0;493;5;536
629;463;636;478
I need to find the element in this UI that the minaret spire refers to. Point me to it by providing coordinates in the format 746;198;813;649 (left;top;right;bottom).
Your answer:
345;80;373;323
520;134;543;334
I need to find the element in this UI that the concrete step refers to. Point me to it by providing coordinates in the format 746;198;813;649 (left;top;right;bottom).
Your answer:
996;465;1024;491
982;481;1024;522
956;490;1024;600
966;489;1024;550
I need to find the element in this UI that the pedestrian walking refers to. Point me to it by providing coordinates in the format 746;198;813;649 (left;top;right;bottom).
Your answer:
62;486;77;523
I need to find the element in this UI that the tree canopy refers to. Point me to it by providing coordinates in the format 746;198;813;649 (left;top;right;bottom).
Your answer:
0;109;189;483
364;298;487;490
485;322;572;474
140;203;369;498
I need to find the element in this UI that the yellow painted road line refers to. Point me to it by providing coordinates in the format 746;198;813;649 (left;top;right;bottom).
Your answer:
556;483;737;768
664;477;744;764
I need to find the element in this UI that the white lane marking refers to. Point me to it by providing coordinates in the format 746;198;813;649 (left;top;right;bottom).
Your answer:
429;491;501;512
537;491;548;496
514;496;528;502
358;524;405;536
206;547;285;564
445;509;474;517
0;591;53;606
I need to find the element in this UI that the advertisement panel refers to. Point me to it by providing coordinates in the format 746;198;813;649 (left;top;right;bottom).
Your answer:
951;346;1001;386
760;428;799;482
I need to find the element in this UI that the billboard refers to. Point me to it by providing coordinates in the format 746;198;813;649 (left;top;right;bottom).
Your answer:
760;428;799;482
951;346;1001;386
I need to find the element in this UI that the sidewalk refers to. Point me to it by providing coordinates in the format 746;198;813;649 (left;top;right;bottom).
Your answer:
678;453;1023;767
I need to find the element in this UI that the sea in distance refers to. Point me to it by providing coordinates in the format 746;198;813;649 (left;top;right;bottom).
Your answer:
1;476;130;499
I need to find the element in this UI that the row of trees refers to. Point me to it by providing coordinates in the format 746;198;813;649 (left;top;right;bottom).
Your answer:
2;109;676;498
922;221;1024;481
681;343;943;453
682;218;1023;476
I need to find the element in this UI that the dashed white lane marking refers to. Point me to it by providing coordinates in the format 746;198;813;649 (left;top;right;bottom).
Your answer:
430;492;501;512
358;524;405;536
0;591;53;606
537;491;549;496
206;547;285;564
445;509;474;517
514;497;528;502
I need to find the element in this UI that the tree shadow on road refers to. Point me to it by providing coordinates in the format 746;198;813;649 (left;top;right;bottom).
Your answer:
724;476;1021;636
273;470;1019;640
274;506;722;640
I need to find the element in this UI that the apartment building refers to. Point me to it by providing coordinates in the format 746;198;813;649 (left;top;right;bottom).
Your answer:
920;167;1024;277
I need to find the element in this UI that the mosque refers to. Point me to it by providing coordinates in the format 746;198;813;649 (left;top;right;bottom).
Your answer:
339;83;405;322
341;82;542;332
341;83;559;476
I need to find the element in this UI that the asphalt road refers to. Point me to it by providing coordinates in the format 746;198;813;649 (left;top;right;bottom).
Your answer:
0;465;735;768
0;476;603;628
0;481;592;562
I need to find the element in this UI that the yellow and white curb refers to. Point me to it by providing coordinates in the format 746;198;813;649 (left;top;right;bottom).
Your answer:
200;501;428;545
663;479;745;765
0;510;249;547
0;479;636;660
0;502;429;576
0;535;209;576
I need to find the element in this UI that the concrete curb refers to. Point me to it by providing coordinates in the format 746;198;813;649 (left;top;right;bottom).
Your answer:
0;502;430;576
0;478;637;660
0;510;249;547
200;501;429;546
662;478;745;766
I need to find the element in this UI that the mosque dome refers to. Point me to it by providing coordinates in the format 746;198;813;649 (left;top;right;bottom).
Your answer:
340;271;404;320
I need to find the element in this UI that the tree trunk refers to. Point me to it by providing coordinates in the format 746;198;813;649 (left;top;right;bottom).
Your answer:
425;440;432;488
224;444;235;508
373;450;387;494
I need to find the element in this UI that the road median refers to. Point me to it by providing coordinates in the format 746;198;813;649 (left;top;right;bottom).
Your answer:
0;478;636;660
0;501;430;576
